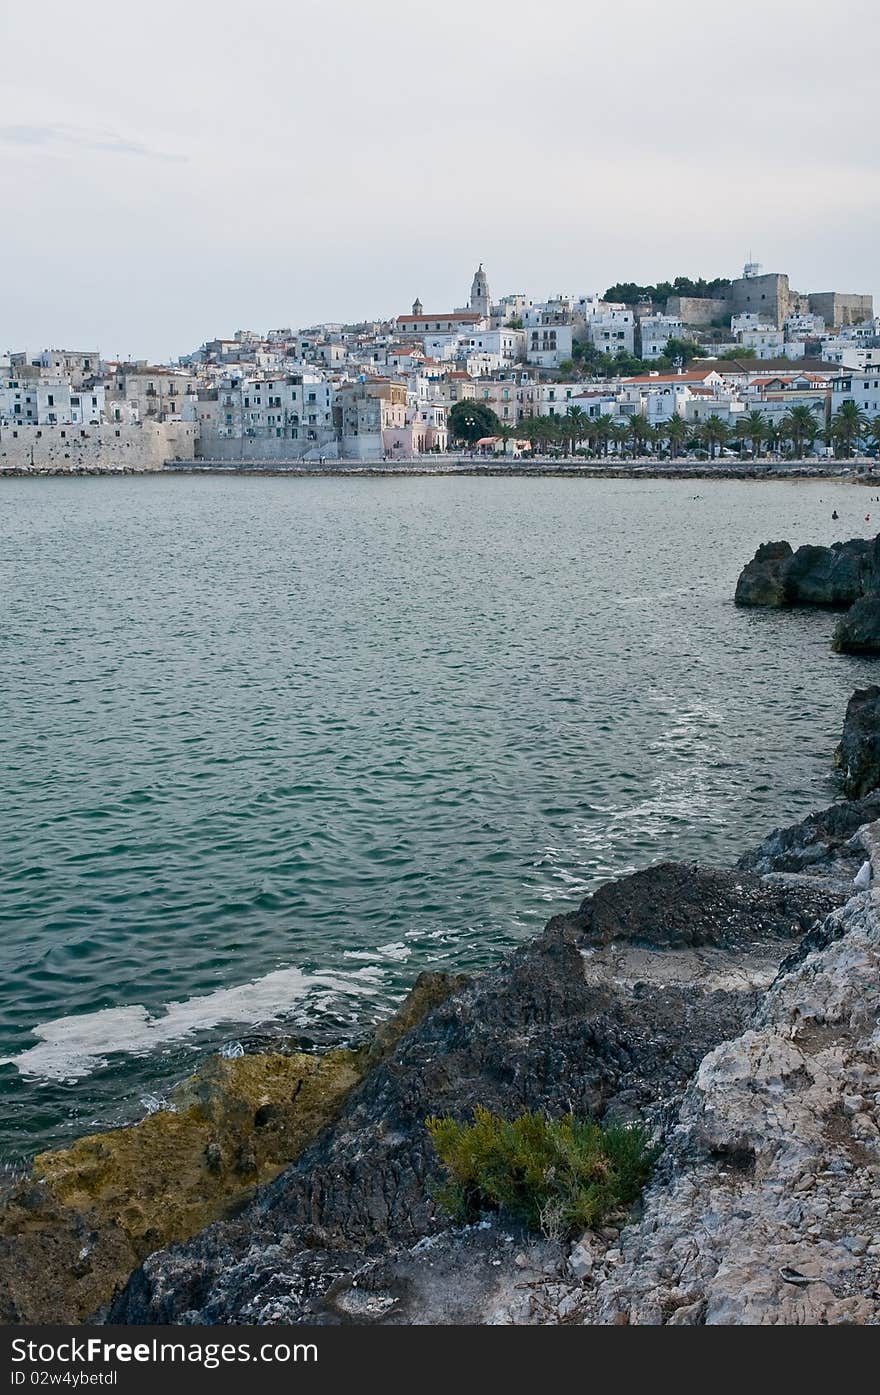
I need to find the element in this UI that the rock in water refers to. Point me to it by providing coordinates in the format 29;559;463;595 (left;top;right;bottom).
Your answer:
735;537;879;609
833;686;880;797
0;1050;362;1324
734;541;793;606
832;592;880;654
784;540;876;607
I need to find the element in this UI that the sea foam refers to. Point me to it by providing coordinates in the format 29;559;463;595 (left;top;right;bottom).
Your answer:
2;964;384;1080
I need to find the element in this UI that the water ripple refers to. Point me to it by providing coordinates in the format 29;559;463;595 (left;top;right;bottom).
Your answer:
0;474;875;1155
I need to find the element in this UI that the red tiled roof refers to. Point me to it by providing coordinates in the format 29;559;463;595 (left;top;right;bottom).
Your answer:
621;368;720;384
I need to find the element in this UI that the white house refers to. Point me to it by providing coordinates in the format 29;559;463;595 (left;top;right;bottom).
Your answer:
523;308;574;368
585;306;635;358
0;377;105;426
831;372;880;419
638;315;683;360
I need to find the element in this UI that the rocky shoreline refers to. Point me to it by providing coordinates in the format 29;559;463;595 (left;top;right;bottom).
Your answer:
2;698;878;1325
3;559;880;1326
1;458;877;482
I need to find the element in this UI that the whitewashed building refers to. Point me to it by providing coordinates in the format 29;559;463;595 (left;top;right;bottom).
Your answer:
638;315;683;359
585;306;635;357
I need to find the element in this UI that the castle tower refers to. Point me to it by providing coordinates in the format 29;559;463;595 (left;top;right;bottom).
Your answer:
470;264;490;318
412;297;423;316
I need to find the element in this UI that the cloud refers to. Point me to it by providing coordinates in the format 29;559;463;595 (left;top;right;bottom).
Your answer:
0;123;185;163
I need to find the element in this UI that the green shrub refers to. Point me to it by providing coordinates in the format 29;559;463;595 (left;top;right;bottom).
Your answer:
426;1106;657;1239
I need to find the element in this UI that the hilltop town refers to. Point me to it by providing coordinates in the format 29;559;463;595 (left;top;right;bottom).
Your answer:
2;262;879;472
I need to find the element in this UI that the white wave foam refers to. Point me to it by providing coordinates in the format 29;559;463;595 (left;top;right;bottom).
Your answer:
1;964;384;1081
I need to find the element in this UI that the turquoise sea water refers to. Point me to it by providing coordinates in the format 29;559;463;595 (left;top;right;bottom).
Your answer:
1;474;876;1159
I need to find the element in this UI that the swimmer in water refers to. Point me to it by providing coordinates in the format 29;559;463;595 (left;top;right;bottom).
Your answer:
832;510;839;520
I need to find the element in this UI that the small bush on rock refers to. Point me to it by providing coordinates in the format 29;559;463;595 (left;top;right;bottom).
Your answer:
426;1106;657;1237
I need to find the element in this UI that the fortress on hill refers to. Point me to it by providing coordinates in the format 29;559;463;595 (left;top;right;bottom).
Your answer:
667;264;872;330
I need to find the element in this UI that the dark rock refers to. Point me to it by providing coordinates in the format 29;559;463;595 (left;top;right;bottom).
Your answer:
108;862;843;1325
734;540;792;606
832;592;880;654
735;536;880;609
833;686;880;796
785;540;875;607
738;791;880;878
364;970;470;1068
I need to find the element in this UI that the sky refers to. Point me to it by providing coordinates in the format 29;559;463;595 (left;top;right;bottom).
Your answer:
1;0;878;363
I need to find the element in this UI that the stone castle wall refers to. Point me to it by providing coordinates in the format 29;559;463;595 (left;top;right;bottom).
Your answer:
195;430;339;463
665;296;729;326
809;291;874;329
0;421;197;472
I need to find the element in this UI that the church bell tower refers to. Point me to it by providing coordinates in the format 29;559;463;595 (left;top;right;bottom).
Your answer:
469;264;490;318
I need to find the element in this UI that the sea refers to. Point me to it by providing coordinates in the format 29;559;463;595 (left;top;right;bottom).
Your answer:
1;473;876;1160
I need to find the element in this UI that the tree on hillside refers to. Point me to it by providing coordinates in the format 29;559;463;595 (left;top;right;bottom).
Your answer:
663;337;703;365
448;400;501;445
604;276;731;305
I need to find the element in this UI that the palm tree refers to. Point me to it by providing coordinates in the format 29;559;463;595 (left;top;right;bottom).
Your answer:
590;415;614;458
764;420;783;458
665;416;689;458
496;423;517;457
628;415;654;457
565;405;588;456
831;400;868;458
869;415;880;456
700;414;730;460
742;409;768;460
609;421;630;457
519;414;543;454
780;403;820;459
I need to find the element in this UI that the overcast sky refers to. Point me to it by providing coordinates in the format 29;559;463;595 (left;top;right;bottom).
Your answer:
1;0;877;363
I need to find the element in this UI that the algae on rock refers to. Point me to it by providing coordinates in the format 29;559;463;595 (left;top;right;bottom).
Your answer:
0;1048;359;1324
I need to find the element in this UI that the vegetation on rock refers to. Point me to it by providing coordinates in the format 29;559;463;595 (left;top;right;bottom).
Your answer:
427;1106;657;1238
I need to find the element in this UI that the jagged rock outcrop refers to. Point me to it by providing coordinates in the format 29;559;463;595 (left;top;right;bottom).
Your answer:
737;790;880;885
733;541;793;606
589;866;880;1325
735;536;879;609
833;593;880;654
833;686;880;796
107;864;841;1325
